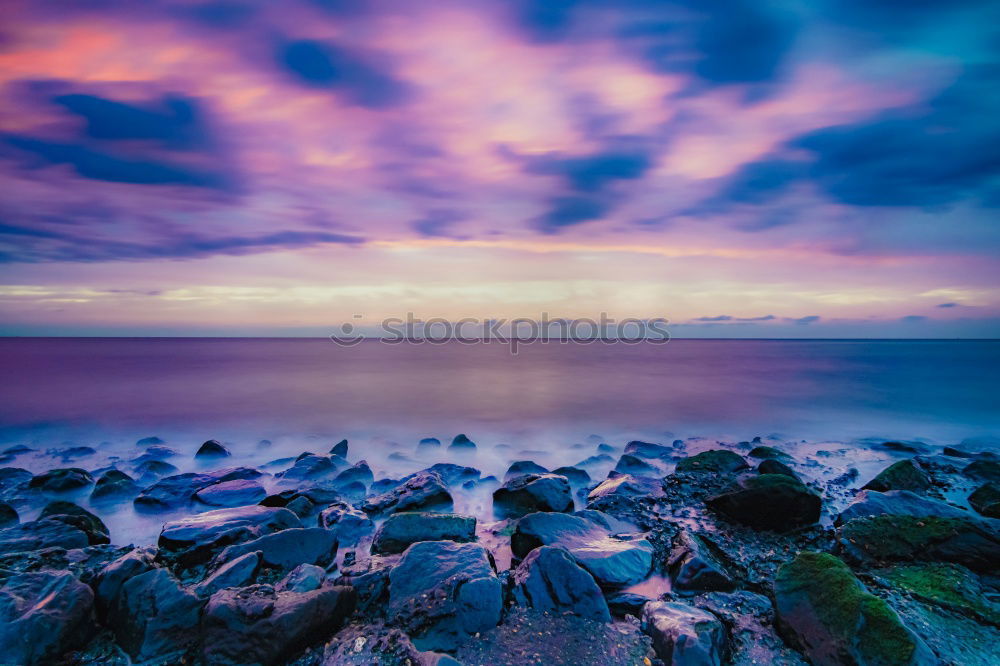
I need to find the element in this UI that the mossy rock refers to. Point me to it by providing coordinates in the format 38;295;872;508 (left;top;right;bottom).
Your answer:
969;482;1000;518
862;460;931;493
757;459;797;478
874;563;1000;625
964;460;1000;483
706;474;820;531
774;552;926;666
676;450;749;474
748;446;791;461
838;514;1000;572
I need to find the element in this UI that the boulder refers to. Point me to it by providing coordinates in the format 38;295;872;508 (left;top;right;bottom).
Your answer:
511;511;653;588
279;454;341;482
757;459;797;478
333;461;374;490
552;465;591;486
331;439;349;457
448;433;476;450
196;439;231;458
278;563;326;593
193;551;261;598
0;571;95;664
137;436;166;447
748;445;791;460
0;501;17;528
504;460;549;480
418;437;442;449
111;568;204;663
775;552;930;666
134;472;216;511
511;545;611;621
158;505;302;568
362;472;453;516
318;501;375;544
94;548;157;618
493;473;574;519
676;450;749;474
214;527;338;572
0;518;90;555
668;531;736;593
39;500;110;545
194;479;268;507
423;463;480;486
837;513;1000;573
91;469;140;501
836;490;977;525
372;512;476;555
28;467;93;492
134;459;179;479
614;454;661;476
706;474;821;531
641;601;727;666
964;460;1000;483
969;482;1000;518
624;440;673;459
387;541;502;652
863;459;932;493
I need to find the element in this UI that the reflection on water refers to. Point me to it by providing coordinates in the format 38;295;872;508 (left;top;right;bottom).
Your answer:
0;338;996;445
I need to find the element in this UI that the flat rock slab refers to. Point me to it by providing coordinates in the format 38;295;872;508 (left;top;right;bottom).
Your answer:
0;518;91;555
371;512;476;555
362;471;453;517
158;505;301;568
194;479;267;507
388;540;502;652
214;527;338;572
511;511;653;588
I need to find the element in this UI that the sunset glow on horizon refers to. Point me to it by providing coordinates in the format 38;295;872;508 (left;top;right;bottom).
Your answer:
1;0;997;337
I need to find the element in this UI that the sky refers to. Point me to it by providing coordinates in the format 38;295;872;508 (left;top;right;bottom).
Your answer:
0;0;998;337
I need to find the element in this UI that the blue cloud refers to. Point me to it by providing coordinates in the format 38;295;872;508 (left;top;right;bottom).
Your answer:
790;315;820;325
793;70;1000;207
51;93;208;149
3;135;228;189
900;315;928;323
0;221;363;263
536;196;610;233
277;39;409;108
937;302;959;308
411;210;465;238
690;1;798;84
695;315;732;321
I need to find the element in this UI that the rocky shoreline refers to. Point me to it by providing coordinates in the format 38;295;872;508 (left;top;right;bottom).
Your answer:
1;434;998;665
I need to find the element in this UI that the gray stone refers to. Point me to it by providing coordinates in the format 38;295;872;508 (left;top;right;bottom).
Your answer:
194;551;261;598
642;601;727;666
512;545;611;621
0;571;95;664
111;568;204;663
371;512;476;555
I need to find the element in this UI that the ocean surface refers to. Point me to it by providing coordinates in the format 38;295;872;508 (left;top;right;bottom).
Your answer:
2;337;997;544
1;337;997;447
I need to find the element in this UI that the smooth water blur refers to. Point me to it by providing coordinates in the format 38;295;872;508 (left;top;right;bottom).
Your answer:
2;337;997;544
1;338;997;446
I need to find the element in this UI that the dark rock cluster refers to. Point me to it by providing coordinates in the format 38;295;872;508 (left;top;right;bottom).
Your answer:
0;435;998;665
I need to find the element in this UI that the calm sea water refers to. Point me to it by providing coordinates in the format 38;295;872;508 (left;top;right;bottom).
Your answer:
3;337;996;544
0;338;996;446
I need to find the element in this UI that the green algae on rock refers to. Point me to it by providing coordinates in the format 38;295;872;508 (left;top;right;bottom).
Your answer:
676;449;749;474
707;473;821;531
774;552;929;666
862;460;932;493
748;445;792;461
872;563;1000;625
838;514;1000;572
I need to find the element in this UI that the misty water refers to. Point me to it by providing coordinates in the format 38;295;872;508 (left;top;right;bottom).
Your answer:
1;338;997;543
